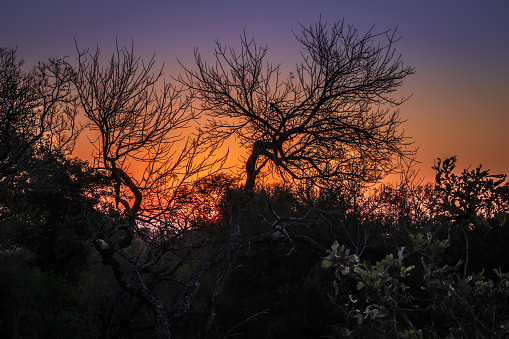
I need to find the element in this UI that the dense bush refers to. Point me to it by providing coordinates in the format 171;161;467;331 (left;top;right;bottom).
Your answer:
322;157;509;338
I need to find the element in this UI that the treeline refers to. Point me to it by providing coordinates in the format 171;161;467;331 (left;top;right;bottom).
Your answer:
1;152;509;337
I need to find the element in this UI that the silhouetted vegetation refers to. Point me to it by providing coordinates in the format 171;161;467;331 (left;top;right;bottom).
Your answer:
1;18;508;339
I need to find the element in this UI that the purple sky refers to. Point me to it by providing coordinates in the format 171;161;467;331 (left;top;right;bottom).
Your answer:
2;0;508;181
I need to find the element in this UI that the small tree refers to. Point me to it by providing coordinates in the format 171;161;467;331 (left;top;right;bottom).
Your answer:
0;47;78;184
433;156;509;277
0;151;109;277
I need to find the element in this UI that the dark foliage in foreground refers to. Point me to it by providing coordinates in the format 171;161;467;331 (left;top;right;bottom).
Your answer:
1;152;509;338
323;157;509;338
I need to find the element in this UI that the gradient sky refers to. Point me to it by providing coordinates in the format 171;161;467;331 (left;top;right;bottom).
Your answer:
2;0;508;182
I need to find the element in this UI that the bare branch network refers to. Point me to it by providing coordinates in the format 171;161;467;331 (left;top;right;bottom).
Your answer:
0;47;78;182
178;18;415;188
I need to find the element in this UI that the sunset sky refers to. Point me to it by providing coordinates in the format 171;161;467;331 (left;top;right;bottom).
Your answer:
2;0;508;182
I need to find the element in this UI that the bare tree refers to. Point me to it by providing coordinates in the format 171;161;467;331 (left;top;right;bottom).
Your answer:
177;18;415;241
71;43;241;338
0;47;78;184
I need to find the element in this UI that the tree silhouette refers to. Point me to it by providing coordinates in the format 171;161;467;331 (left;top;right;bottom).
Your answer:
71;43;225;338
178;18;415;241
0;47;78;184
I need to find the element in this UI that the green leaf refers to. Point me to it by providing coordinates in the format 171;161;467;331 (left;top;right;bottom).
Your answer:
402;265;415;275
333;280;339;295
321;259;332;269
356;282;364;290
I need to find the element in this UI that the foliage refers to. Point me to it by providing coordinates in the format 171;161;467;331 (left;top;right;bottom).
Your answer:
433;156;509;227
322;159;509;338
0;249;105;338
173;172;239;228
433;157;509;277
0;151;111;278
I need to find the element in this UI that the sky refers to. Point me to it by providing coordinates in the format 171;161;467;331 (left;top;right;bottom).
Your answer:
2;0;508;182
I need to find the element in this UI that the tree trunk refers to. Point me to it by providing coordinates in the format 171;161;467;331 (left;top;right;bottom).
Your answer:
229;141;262;240
154;308;171;339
